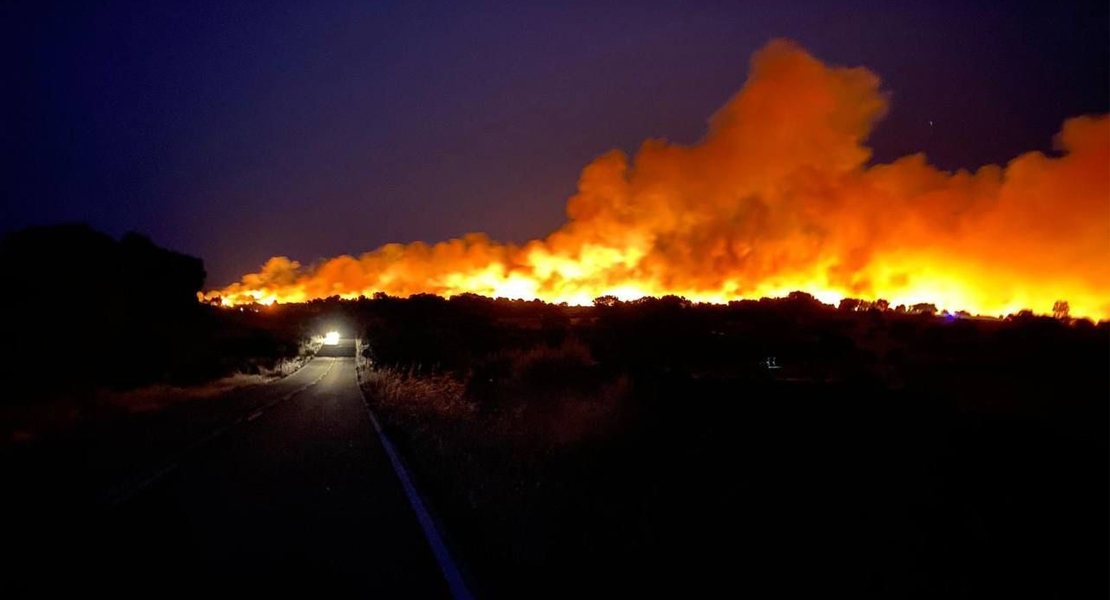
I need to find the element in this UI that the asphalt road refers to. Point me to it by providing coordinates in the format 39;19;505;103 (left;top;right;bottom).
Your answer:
10;341;451;597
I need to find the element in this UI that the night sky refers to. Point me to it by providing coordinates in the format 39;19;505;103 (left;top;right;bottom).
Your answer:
4;0;1107;287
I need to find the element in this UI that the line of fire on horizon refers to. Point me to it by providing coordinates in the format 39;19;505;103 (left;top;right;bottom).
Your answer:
204;41;1110;320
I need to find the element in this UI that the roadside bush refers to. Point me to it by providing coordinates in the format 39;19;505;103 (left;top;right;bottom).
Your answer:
361;367;470;421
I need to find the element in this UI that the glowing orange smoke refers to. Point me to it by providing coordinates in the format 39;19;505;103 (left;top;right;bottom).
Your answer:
205;40;1110;319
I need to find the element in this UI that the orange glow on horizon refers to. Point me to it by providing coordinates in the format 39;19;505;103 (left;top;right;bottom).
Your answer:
203;41;1110;320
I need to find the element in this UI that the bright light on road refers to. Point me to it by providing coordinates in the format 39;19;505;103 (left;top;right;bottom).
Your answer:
324;331;340;345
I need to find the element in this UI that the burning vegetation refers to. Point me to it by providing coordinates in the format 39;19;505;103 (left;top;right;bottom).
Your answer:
206;40;1110;319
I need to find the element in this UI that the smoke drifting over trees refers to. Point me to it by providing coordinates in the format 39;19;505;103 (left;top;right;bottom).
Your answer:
208;40;1110;319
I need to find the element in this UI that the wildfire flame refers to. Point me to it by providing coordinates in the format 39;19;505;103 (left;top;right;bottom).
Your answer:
205;40;1110;319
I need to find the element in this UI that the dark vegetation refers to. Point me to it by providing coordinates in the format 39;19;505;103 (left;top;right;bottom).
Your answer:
340;292;1108;598
1;225;335;436
1;225;1105;597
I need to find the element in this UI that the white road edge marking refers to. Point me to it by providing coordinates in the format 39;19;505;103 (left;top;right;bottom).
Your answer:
356;366;475;600
99;358;337;508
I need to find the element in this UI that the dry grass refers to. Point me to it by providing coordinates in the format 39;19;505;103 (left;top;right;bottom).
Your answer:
360;367;472;420
354;336;638;599
358;336;627;449
3;342;323;446
2;373;270;445
100;373;271;413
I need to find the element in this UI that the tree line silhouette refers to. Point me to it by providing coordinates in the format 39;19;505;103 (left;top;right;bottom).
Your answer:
1;225;312;405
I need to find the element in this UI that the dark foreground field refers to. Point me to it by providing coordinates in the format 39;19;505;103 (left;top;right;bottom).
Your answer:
353;293;1108;598
2;225;1106;597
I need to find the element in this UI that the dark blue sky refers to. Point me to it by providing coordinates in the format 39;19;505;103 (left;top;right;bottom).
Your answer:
4;0;1107;286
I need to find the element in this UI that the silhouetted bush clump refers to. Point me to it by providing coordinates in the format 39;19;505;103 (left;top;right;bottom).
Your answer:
0;225;311;404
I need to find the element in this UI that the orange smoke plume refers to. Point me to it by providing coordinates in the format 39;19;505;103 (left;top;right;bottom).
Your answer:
206;40;1110;318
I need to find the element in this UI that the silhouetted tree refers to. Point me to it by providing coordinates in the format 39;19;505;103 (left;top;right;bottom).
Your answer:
910;303;938;316
593;295;621;308
787;291;819;304
1052;300;1070;320
839;298;863;312
0;224;312;398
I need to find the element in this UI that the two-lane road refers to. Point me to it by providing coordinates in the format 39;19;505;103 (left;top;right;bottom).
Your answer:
20;341;452;597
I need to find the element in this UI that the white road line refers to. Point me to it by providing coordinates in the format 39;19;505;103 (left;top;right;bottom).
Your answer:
356;366;475;600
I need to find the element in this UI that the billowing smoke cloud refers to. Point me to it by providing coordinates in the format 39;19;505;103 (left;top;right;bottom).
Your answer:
207;40;1110;318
